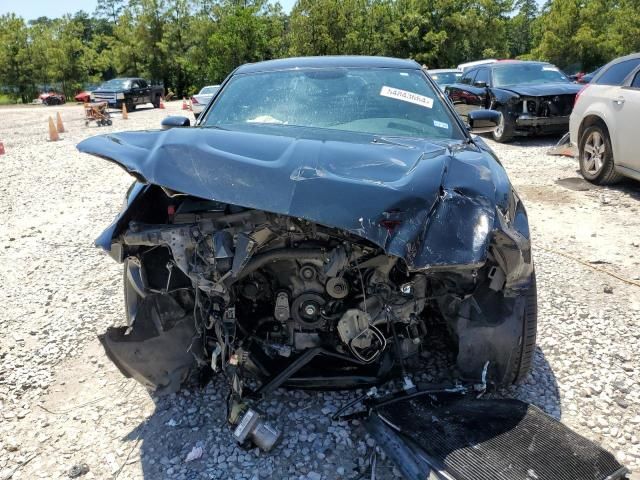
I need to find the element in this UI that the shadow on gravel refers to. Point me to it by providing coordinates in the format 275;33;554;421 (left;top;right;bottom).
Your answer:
483;133;564;149
120;344;561;479
602;178;640;201
123;376;395;480
500;346;562;420
557;173;640;200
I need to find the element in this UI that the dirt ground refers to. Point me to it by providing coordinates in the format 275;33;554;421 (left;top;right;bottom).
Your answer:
1;102;639;480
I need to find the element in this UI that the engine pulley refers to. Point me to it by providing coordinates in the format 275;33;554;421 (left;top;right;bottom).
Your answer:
291;293;326;329
326;277;349;299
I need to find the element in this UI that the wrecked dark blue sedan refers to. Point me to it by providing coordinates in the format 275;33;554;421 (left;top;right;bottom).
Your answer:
76;57;631;480
78;55;541;453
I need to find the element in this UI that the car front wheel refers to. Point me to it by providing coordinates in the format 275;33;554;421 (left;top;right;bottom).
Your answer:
579;125;623;185
504;270;537;384
492;107;514;143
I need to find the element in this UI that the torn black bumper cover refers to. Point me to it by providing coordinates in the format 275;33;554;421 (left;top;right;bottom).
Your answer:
366;395;628;480
100;294;202;395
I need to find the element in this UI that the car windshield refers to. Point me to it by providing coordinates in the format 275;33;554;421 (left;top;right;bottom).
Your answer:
100;79;131;89
199;86;220;95
493;64;569;87
430;72;462;85
203;68;463;140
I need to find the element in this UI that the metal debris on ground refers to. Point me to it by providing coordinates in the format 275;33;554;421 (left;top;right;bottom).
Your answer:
67;463;90;478
547;132;576;157
184;446;203;462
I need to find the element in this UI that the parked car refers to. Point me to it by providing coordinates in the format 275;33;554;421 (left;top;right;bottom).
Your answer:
427;68;462;91
74;84;98;103
39;91;65;106
579;66;603;84
457;59;497;71
446;60;583;142
190;85;220;119
570;53;640;184
91;78;164;111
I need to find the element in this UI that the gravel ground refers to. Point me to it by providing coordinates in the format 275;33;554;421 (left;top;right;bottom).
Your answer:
1;102;639;480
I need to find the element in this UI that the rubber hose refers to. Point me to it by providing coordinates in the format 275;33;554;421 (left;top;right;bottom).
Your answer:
228;248;326;285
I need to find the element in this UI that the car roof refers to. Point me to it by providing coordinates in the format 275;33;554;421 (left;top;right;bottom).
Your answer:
235;56;422;74
487;61;551;69
591;52;640;83
603;52;640;65
428;68;461;73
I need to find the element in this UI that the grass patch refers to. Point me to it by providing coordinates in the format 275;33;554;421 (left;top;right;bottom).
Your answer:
0;94;16;105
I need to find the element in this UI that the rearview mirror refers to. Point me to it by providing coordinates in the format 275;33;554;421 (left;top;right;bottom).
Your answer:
474;81;488;88
161;116;191;129
468;110;501;134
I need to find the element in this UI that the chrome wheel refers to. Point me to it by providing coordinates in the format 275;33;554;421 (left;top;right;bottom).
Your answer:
582;130;606;175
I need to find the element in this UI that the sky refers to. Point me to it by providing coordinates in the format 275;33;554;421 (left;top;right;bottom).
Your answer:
0;0;298;20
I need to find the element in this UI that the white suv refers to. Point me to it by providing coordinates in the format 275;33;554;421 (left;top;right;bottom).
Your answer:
569;53;640;184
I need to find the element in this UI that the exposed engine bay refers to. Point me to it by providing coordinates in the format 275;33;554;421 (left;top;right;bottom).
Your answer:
517;94;576;118
112;196;435;384
101;191;522;451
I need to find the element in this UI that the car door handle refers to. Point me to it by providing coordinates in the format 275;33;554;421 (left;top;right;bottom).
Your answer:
613;96;625;105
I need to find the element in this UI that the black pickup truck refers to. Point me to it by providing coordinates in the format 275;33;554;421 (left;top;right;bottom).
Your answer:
91;77;164;111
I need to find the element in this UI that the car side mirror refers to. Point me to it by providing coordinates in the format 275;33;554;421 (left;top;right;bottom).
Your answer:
474;81;488;88
468;109;501;134
161;116;191;129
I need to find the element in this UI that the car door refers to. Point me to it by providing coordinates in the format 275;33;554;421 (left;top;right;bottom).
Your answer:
130;80;141;104
137;79;151;104
470;67;491;110
447;69;478;119
616;68;640;170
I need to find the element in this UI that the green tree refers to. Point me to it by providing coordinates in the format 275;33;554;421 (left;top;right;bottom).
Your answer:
206;1;281;83
507;0;537;58
0;14;34;102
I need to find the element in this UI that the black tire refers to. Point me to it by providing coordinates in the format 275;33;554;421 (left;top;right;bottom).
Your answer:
507;270;538;384
578;124;623;185
492;107;514;143
126;100;136;112
106;119;113;126
152;96;160;109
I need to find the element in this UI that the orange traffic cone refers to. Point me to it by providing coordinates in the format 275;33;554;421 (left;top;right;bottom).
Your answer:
48;117;60;141
56;112;65;133
122;103;128;120
0;141;5;155
182;97;188;110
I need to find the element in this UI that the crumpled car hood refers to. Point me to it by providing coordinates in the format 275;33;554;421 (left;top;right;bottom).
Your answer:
78;126;513;270
499;82;583;97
